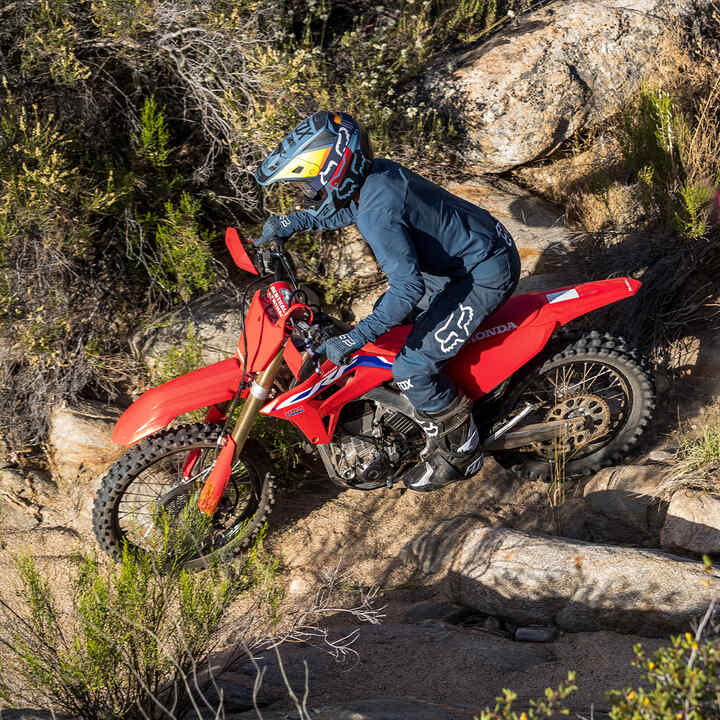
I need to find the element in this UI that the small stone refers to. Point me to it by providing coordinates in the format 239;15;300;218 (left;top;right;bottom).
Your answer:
27;470;59;500
483;615;502;633
0;468;24;494
648;450;676;464
288;576;310;598
0;498;40;531
515;626;558;643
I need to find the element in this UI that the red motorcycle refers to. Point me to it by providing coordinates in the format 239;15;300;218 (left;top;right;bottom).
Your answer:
93;228;655;567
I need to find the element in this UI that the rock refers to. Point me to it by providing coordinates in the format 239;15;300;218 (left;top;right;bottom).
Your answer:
448;179;581;278
403;600;467;624
0;496;40;531
403;517;720;636
661;490;720;556
135;284;324;371
417;0;703;173
48;402;124;488
515;626;558;643
133;287;247;371
583;465;668;545
648;449;677;464
0;467;25;495
350;283;387;324
0;468;42;530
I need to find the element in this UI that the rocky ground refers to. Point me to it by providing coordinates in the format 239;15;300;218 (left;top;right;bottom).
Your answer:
2;1;720;718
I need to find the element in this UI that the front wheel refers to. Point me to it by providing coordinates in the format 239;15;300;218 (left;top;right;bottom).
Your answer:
93;424;276;570
492;332;655;480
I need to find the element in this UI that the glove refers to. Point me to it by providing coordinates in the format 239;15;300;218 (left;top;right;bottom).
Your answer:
315;330;365;366
254;214;303;246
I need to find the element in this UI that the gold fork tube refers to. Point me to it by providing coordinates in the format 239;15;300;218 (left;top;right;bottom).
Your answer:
230;347;285;456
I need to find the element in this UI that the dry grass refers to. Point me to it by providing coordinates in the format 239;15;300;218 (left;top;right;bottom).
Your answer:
660;404;720;496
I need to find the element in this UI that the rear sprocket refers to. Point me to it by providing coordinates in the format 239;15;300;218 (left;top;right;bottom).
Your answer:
492;332;655;480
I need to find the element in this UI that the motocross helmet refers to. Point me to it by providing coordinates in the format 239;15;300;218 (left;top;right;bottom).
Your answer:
255;111;373;222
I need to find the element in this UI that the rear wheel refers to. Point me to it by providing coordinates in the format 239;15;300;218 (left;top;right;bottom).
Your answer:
492;332;655;480
93;424;276;570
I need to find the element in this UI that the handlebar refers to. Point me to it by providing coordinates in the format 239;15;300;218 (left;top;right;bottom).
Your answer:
251;236;299;288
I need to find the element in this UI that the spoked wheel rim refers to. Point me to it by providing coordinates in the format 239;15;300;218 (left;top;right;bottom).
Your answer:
114;443;262;557
514;358;632;461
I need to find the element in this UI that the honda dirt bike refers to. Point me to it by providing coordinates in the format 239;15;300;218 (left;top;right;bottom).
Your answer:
93;228;655;568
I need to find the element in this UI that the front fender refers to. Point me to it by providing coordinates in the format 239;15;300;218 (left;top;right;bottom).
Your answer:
113;358;245;446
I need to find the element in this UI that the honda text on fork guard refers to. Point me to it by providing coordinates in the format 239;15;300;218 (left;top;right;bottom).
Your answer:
93;228;655;569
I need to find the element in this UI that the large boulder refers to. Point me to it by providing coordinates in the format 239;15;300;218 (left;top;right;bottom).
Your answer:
403;518;720;636
47;402;125;536
583;465;668;545
661;489;720;556
417;0;703;173
133;287;246;371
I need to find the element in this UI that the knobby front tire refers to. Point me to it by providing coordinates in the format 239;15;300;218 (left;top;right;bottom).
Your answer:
93;424;277;570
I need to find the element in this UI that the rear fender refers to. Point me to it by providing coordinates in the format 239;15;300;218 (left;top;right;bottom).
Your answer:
446;277;640;398
113;358;246;446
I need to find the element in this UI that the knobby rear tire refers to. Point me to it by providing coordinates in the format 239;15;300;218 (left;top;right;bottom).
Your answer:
492;332;655;480
92;424;276;571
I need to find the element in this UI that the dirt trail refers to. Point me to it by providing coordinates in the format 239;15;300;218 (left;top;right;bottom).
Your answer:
238;458;666;717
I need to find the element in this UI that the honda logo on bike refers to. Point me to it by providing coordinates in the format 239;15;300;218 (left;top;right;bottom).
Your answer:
470;321;518;343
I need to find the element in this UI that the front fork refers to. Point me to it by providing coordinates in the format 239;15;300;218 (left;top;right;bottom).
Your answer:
196;346;285;515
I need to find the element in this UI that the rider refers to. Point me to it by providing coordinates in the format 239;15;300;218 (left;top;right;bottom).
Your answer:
254;111;521;492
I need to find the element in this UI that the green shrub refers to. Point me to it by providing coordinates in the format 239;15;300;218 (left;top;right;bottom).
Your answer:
609;630;720;719
135;96;172;169
674;180;715;240
154;193;215;302
475;673;577;719
0;545;239;720
613;82;718;240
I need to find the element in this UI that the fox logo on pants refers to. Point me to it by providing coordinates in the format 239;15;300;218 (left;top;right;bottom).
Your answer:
434;304;474;353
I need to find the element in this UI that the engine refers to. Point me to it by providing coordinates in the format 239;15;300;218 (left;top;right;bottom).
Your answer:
335;435;390;487
329;401;424;490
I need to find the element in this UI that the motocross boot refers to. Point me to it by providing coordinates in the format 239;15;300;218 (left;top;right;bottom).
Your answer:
403;394;484;492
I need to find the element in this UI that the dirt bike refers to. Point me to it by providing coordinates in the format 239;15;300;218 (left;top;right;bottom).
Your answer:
93;228;655;568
